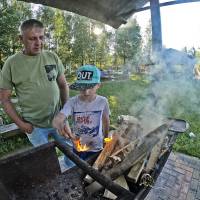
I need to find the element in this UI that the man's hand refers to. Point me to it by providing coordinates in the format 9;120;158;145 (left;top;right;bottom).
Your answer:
19;122;33;134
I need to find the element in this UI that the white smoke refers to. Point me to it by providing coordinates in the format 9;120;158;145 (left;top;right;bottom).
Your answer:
130;48;197;134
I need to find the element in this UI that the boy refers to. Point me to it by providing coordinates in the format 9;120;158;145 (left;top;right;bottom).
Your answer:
53;65;110;160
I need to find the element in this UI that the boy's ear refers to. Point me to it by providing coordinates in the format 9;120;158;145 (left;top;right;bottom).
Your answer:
19;35;23;42
97;83;101;88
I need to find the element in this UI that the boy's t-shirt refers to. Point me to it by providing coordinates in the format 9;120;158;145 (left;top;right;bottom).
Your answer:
60;95;110;152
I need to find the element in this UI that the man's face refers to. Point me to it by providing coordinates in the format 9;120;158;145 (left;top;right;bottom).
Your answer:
20;27;44;56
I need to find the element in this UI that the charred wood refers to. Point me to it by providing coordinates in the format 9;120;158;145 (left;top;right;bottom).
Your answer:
85;124;169;195
84;132;119;183
103;175;129;199
55;141;135;199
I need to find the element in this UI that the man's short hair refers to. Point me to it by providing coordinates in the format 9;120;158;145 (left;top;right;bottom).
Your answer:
20;19;44;34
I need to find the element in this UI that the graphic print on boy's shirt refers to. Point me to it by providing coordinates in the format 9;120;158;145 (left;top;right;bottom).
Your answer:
73;110;102;150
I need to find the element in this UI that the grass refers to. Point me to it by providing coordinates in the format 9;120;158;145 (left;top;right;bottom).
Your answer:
1;74;200;158
0;135;30;157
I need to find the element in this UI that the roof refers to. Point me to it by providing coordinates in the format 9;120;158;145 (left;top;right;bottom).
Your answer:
19;0;149;28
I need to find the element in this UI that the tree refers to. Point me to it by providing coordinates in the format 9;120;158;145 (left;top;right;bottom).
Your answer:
53;10;72;65
35;6;55;50
114;18;142;65
70;15;91;66
0;0;32;68
141;19;152;66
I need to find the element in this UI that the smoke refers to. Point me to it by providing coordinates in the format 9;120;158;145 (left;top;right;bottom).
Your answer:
129;48;198;134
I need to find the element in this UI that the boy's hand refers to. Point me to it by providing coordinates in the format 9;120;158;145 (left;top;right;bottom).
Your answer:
52;113;76;140
62;124;76;140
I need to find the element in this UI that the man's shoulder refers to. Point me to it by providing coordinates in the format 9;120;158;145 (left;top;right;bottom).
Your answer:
96;95;108;101
3;53;22;68
5;52;22;62
42;50;58;58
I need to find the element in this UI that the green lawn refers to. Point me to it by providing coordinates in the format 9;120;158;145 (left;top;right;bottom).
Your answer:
1;75;200;158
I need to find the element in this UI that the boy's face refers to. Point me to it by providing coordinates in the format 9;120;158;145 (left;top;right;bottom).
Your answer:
79;84;100;98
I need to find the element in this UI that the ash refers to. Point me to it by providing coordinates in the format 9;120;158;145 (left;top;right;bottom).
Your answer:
13;167;108;200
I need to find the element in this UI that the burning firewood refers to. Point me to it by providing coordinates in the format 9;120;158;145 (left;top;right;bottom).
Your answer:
85;123;170;195
93;132;119;170
84;131;119;183
73;138;90;152
104;138;140;169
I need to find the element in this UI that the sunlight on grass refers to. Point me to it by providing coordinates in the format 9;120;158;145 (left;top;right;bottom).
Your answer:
130;74;142;81
108;95;118;109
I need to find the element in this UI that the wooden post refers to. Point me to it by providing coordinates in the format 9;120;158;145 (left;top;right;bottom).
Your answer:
150;0;162;54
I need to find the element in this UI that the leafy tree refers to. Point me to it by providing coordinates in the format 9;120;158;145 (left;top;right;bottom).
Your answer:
52;10;72;65
0;0;32;68
141;19;152;65
70;15;91;66
114;18;142;65
35;6;55;50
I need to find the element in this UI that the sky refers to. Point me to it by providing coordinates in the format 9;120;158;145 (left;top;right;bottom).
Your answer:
135;1;200;50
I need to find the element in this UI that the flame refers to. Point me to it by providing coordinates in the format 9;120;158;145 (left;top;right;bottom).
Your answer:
74;139;90;152
104;135;113;143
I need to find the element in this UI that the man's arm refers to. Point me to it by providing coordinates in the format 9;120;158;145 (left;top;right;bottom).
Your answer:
57;74;69;106
102;113;110;138
0;89;33;133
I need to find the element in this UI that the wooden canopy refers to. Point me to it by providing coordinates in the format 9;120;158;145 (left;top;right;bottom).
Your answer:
18;0;149;28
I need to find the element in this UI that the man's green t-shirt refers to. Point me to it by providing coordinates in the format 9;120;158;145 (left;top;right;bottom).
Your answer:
0;51;65;128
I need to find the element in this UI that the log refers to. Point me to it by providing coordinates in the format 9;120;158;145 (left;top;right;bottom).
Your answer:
145;126;170;172
84;132;119;183
55;141;135;199
85;145;147;195
103;175;129;199
85;124;169;195
105;139;140;169
127;154;146;182
93;132;119;170
118;115;143;140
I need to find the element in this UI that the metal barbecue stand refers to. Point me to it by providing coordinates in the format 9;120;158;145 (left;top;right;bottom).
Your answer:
0;119;188;200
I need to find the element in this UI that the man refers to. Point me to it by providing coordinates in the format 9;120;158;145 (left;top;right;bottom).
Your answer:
0;19;70;147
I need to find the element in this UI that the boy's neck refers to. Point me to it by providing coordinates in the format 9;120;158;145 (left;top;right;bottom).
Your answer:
79;94;97;102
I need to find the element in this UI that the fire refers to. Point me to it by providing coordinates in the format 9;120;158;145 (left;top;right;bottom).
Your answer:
104;136;113;143
74;139;90;152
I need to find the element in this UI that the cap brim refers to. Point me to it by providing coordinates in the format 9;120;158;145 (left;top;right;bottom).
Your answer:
69;83;98;90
